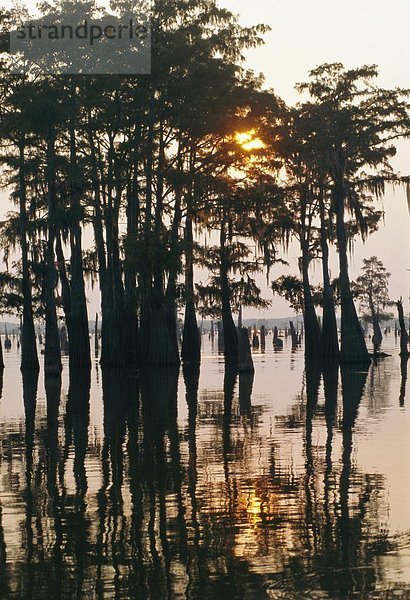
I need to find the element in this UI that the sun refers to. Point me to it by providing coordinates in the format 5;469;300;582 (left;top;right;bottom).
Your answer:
235;129;266;151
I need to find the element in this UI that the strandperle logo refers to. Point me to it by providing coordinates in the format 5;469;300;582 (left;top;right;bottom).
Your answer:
8;7;151;75
14;19;149;45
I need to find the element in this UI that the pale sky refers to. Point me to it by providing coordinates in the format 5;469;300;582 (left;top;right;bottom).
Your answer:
218;0;410;318
0;0;409;319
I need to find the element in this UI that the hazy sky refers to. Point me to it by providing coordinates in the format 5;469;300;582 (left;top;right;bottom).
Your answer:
220;0;410;105
0;0;409;319
216;0;410;317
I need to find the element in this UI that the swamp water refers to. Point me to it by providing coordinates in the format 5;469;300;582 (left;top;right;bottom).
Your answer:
0;332;409;599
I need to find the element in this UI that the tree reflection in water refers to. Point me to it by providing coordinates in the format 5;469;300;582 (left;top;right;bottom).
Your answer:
0;369;6;597
0;348;408;599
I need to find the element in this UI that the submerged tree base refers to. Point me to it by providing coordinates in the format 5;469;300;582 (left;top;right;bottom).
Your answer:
340;302;371;365
238;327;254;373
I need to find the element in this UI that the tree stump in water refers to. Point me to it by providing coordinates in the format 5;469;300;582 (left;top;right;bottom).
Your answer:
289;321;298;348
252;326;259;349
397;299;409;356
260;325;266;350
273;326;283;350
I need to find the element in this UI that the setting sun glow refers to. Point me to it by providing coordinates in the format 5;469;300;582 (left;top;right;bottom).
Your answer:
235;129;266;151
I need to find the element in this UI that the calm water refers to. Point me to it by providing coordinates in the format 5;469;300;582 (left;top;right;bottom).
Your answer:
0;332;409;599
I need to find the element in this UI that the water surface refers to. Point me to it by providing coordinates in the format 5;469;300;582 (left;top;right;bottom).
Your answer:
0;332;409;599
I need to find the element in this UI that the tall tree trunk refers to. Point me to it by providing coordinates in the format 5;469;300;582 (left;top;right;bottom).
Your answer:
319;189;339;358
18;140;39;371
142;122;179;367
123;164;139;367
87;123;120;367
301;245;321;357
91;191;113;367
44;127;62;376
165;140;184;359
138;110;154;361
220;214;238;361
181;206;200;363
112;199;125;321
101;144;123;367
68;119;91;369
165;186;182;360
101;237;122;366
55;230;72;341
300;190;321;357
334;182;369;363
